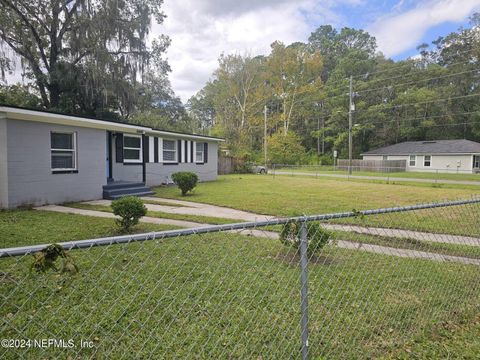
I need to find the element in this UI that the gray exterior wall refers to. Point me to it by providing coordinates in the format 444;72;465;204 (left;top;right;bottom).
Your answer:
5;119;106;207
145;142;218;186
111;133;144;183
0;118;8;208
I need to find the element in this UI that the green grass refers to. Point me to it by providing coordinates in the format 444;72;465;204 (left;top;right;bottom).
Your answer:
65;202;237;225
153;174;479;214
273;165;480;182
1;233;479;359
142;199;187;207
0;209;178;249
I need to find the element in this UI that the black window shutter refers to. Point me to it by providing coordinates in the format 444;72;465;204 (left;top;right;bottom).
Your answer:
185;141;188;162
204;142;208;163
115;133;124;163
178;140;182;163
190;141;194;163
143;135;149;163
154;137;159;163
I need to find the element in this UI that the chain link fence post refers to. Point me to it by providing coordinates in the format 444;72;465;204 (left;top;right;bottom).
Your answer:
300;220;309;360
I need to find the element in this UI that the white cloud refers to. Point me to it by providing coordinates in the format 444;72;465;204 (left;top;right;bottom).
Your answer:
368;0;480;57
154;0;357;102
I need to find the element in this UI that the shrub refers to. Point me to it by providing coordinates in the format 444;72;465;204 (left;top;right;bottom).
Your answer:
111;196;147;232
280;221;333;256
171;172;199;196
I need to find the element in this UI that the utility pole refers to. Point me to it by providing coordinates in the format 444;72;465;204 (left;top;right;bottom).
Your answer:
348;75;353;175
264;105;268;167
322;118;325;155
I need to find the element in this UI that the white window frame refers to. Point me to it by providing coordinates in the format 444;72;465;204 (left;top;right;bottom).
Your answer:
409;155;416;167
163;139;177;163
382;155;388;161
424;155;431;167
51;131;77;171
123;134;143;164
195;141;204;163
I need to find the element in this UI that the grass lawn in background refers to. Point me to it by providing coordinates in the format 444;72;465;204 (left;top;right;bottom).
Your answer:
273;166;480;182
153;175;479;216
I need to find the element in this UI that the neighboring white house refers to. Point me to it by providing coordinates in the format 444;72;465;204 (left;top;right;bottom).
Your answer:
361;139;480;174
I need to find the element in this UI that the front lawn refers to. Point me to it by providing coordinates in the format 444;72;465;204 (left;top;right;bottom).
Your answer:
273;165;480;182
0;209;178;248
153;175;479;216
1;231;479;359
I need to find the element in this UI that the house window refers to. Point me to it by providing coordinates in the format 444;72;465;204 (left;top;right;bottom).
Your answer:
51;132;77;171
474;155;480;169
195;142;204;163
424;155;431;167
163;139;177;162
123;134;142;163
409;155;416;167
382;155;388;161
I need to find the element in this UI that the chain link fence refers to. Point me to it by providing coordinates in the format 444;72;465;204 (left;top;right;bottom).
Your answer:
1;198;480;359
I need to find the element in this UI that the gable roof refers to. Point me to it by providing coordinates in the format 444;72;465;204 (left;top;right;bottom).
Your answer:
362;139;480;156
0;104;224;142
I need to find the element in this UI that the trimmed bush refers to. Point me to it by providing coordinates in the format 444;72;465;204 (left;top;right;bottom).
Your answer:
280;221;333;256
171;172;199;196
111;196;147;232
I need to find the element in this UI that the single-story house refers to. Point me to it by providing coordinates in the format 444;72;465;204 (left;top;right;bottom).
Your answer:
361;139;480;173
0;105;223;208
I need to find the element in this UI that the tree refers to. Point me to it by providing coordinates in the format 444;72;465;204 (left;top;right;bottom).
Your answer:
0;83;42;107
265;42;323;135
267;129;306;165
0;0;170;117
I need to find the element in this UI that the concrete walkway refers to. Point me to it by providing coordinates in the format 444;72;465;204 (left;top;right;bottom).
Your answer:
323;224;480;247
230;229;480;266
80;199;480;247
273;171;480;186
35;205;208;228
35;205;480;266
84;197;277;222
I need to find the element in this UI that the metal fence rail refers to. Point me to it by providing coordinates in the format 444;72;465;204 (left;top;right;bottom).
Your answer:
1;198;480;359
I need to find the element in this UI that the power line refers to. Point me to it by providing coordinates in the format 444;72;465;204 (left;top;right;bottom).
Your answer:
353;93;480;114
350;46;480;80
356;109;480;126
355;68;480;96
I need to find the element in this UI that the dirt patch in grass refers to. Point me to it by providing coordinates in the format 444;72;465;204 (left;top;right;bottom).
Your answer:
273;251;338;266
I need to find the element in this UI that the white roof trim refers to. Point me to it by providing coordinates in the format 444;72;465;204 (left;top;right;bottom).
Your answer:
0;106;224;141
146;129;224;142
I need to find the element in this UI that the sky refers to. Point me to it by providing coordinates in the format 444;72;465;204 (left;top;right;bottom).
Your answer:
154;0;480;102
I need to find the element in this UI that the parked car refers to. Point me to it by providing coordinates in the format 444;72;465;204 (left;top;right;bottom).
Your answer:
249;163;268;174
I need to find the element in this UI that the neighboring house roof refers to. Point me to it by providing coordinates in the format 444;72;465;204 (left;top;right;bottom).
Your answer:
361;139;480;156
0;104;224;142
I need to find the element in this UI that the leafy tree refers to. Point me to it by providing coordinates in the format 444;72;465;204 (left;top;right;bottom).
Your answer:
0;0;170;117
267;129;306;165
0;84;42;107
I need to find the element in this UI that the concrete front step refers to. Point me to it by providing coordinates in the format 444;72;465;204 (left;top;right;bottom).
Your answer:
106;191;155;200
102;181;154;200
103;181;146;190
